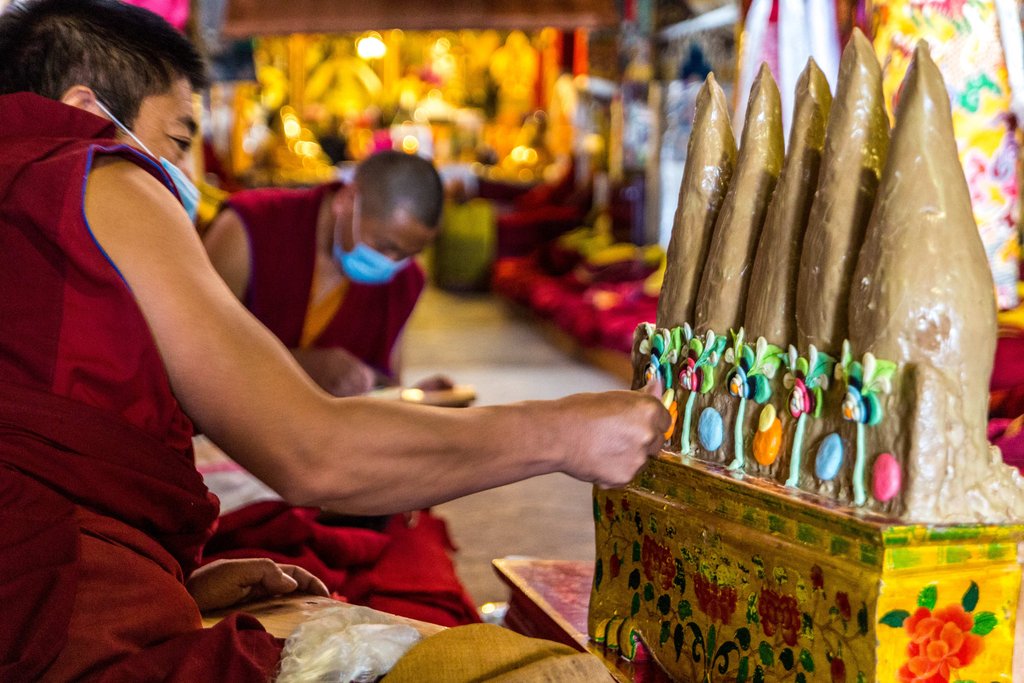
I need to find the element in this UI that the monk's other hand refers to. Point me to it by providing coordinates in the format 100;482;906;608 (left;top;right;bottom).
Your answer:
557;391;671;489
291;347;376;397
187;558;330;612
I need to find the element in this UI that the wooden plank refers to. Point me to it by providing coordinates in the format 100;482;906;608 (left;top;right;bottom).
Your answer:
224;0;618;36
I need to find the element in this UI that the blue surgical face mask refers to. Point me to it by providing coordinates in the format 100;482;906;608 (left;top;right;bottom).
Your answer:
94;99;199;222
332;201;408;285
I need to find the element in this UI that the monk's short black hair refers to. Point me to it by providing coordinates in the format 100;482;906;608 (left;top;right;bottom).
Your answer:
0;0;207;126
355;151;444;228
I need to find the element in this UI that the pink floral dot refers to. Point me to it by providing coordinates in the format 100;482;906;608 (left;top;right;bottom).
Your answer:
873;453;901;502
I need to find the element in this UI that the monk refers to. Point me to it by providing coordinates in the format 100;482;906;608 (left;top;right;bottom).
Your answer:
0;0;668;680
203;152;449;396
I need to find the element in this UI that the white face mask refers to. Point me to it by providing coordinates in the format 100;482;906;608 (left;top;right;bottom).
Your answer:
93;98;200;222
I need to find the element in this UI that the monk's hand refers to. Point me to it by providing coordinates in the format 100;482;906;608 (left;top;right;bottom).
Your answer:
187;558;330;612
555;391;670;489
290;347;376;397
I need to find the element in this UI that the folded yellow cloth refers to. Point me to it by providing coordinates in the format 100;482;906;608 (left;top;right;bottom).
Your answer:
382;624;610;682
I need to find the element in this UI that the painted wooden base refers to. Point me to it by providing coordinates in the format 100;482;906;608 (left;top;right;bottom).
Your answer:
590;454;1024;682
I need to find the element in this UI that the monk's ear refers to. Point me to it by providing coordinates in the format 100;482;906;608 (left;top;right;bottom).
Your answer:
60;86;103;118
332;184;356;216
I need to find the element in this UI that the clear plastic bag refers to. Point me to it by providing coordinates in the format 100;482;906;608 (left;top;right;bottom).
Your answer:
276;605;423;683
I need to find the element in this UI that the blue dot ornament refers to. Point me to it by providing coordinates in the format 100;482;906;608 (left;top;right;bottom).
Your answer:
815;433;844;481
698;408;724;452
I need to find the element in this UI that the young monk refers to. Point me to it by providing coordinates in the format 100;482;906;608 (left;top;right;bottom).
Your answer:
0;0;668;680
204;151;447;396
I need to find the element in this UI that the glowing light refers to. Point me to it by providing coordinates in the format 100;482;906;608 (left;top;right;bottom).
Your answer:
509;146;538;165
356;33;387;60
401;135;420;154
480;603;497;615
282;117;300;138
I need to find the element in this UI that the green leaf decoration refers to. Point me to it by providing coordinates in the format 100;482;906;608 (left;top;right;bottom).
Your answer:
857;605;869;635
809;351;835;383
671;326;683;352
678;599;692;620
593;497;601;522
799;648;815;672
918;585;938;610
657;594;672;615
779;647;795;670
631;592;641;616
673;623;686;660
660;620;671;645
795;674;807;683
865;393;883;427
707;624;717;659
753;665;765;683
879;609;911;628
633;540;641;562
962;581;980;612
867;359;897;390
971;611;998;635
689;337;705;359
644;583;655;601
747;593;760;624
713;334;728;355
700;369;715;394
595;559;603;590
741;344;755;368
673;563;686;592
758;640;774;666
801;612;813;635
735;627;751;650
811;386;825;418
737;656;750;683
752;375;772;404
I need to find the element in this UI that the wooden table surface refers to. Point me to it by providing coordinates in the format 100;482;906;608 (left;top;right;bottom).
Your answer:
492;558;676;683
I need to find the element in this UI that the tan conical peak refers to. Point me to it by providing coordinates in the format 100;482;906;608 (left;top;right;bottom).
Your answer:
656;73;737;329
693;63;784;334
848;39;1001;521
803;58;833;109
795;26;888;353
743;64;783;148
744;58;832;343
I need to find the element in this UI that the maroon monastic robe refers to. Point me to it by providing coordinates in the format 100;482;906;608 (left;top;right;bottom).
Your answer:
226;183;424;376
0;92;282;681
212;183;480;628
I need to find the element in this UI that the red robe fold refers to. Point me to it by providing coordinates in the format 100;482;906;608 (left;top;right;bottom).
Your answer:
226;184;424;376
0;92;282;681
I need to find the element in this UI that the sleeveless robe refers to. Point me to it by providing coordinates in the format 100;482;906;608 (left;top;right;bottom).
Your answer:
0;92;282;681
226;184;424;376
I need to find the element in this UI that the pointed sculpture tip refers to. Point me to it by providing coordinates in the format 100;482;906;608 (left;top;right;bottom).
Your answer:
897;38;949;118
850;26;870;49
749;62;778;112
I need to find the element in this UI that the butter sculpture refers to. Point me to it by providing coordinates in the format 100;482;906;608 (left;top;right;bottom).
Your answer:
656;74;736;332
593;38;1024;683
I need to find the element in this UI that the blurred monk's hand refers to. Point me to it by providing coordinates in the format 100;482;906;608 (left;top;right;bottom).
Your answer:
291;347;376;397
554;391;670;489
188;558;330;612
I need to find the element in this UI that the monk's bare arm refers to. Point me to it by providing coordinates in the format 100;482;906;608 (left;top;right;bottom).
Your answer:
84;161;669;514
202;207;251;300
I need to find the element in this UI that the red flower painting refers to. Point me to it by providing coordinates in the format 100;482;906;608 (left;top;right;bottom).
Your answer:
897;605;983;683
